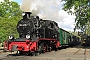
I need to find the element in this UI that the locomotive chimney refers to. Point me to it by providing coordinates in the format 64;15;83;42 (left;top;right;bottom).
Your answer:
23;12;32;19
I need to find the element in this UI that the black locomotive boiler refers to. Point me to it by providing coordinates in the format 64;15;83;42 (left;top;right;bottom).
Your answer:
17;12;59;40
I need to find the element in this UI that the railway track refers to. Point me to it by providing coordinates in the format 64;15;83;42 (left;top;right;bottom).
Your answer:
74;48;81;55
74;48;90;60
74;48;88;55
0;50;3;53
84;48;87;55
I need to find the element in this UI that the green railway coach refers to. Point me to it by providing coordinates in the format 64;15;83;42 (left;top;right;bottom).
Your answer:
58;28;79;47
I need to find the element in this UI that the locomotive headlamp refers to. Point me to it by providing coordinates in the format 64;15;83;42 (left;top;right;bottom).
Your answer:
22;12;25;16
26;35;30;39
9;36;14;40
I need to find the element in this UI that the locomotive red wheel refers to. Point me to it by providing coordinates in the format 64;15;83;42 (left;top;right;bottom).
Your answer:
19;51;23;55
43;47;46;53
35;51;40;56
49;47;52;52
55;48;58;51
31;52;35;56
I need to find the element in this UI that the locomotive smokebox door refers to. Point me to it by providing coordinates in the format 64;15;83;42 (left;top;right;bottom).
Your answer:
23;12;32;19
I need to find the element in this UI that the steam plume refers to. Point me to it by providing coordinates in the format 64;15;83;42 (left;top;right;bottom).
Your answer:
21;0;75;31
21;0;64;21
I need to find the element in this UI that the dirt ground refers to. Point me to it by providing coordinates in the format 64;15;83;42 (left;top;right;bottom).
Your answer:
0;46;90;60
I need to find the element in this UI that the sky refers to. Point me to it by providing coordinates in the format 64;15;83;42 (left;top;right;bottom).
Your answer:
0;0;76;32
13;0;22;5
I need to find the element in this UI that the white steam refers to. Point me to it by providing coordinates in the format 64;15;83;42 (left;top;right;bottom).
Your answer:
21;0;65;21
21;0;76;31
21;0;36;12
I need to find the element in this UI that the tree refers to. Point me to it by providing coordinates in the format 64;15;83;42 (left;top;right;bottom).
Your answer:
0;0;22;43
62;0;90;33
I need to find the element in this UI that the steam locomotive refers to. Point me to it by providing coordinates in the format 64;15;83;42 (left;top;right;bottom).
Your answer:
4;12;80;56
4;12;60;55
81;34;90;46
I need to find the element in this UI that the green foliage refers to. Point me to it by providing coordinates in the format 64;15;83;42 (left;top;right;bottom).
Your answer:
62;0;90;32
0;0;22;43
